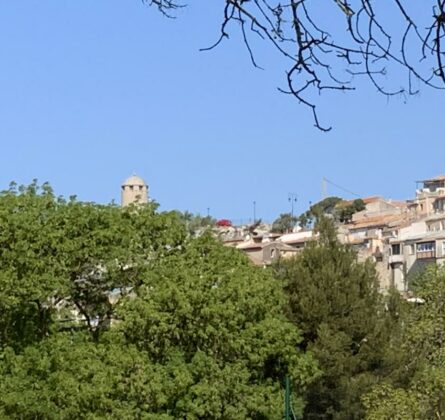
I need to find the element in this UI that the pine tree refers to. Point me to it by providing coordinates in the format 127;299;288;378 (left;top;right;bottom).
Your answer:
275;217;390;419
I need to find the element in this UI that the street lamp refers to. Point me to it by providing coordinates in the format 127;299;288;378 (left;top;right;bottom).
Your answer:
288;193;298;218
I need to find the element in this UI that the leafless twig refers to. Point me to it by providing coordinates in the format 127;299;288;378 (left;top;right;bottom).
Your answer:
147;0;445;131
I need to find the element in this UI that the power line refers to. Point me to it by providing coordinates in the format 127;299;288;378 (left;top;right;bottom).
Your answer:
323;177;361;198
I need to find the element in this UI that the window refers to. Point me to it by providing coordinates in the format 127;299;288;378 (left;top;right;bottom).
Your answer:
416;242;435;252
391;244;401;255
416;242;436;259
428;223;438;232
434;198;445;213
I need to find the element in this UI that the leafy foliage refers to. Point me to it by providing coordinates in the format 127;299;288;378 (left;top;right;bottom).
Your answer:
116;235;320;418
0;182;319;418
174;210;216;236
275;218;391;419
0;181;187;347
272;213;298;233
296;197;365;228
363;266;445;419
337;199;366;223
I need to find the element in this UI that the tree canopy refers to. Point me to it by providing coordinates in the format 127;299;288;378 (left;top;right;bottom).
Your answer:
173;210;216;236
272;212;299;233
0;182;319;418
3;181;445;418
274;218;393;418
295;196;365;228
363;266;445;419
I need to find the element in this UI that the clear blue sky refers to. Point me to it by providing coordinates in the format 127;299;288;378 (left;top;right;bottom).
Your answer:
0;1;443;223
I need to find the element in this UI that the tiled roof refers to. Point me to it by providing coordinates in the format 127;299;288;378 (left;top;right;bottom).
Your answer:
342;196;381;206
362;196;383;204
236;241;263;250
343;196;407;208
418;174;445;183
403;231;445;242
347;214;406;230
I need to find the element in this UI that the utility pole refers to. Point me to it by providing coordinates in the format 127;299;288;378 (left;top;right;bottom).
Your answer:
206;207;210;218
253;201;257;223
284;376;291;420
288;193;298;218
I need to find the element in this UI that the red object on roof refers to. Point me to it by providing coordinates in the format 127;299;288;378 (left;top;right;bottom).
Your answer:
216;219;232;227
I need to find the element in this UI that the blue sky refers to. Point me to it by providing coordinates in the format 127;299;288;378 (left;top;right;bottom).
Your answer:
0;1;443;223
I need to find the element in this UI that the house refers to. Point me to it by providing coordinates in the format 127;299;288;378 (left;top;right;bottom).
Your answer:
386;212;445;291
229;175;445;292
382;176;445;291
407;174;445;216
351;196;407;221
236;239;300;266
276;230;315;249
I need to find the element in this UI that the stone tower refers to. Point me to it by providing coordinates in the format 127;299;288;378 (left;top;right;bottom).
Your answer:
121;175;149;207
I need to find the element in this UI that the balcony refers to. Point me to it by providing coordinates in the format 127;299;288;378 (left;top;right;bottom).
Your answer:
417;250;436;259
416;241;436;259
389;254;404;264
416;188;445;198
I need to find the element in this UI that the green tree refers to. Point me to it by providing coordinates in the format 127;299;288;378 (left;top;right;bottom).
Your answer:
116;234;320;418
54;201;187;341
337;199;366;223
296;197;342;229
275;218;391;419
309;197;343;218
0;182;187;347
0;181;66;349
363;266;445;419
174;210;216;236
0;182;320;418
296;197;365;228
0;331;191;419
297;211;313;229
272;212;298;233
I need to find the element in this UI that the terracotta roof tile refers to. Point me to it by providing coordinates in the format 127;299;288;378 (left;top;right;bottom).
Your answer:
347;214;406;230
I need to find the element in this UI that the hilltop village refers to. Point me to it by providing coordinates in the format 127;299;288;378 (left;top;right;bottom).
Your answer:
1;175;444;418
122;174;445;294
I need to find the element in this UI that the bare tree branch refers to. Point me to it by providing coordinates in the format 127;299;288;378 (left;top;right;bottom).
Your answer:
146;0;445;130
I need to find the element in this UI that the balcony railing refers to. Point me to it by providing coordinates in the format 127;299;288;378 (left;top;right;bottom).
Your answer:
416;188;445;198
417;250;436;259
389;254;404;264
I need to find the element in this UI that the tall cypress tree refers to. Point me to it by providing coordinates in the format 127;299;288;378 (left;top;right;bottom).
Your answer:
275;218;391;419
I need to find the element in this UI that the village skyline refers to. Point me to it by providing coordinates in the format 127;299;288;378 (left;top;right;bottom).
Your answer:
1;2;444;223
2;171;443;226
